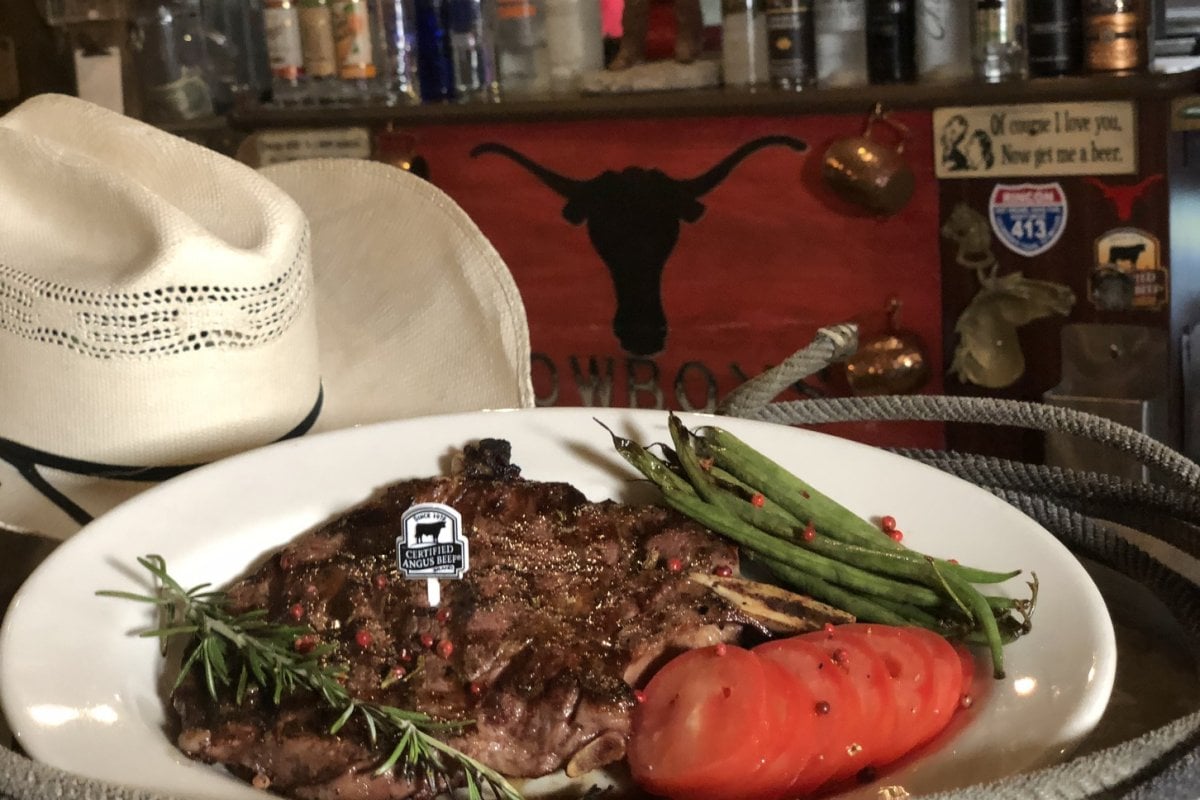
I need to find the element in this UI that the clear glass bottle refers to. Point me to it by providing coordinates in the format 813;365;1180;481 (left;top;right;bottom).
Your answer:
447;0;499;99
201;0;273;108
916;0;972;82
865;0;916;83
765;0;816;90
494;0;551;95
722;0;770;88
972;0;1027;82
130;0;217;120
544;0;603;93
814;0;867;86
372;0;421;104
262;0;306;103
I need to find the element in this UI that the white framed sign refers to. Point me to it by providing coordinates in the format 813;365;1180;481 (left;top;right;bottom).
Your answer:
934;101;1137;179
254;127;372;166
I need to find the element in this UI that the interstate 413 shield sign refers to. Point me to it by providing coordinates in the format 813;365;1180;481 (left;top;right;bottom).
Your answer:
988;182;1068;257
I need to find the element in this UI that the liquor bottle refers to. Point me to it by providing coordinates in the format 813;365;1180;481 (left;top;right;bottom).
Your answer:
722;0;770;88
201;0;273;107
448;0;500;99
865;0;916;83
331;0;378;98
1028;0;1081;75
972;0;1027;82
545;0;603;93
131;0;218;118
494;0;550;94
1083;0;1146;72
373;0;421;104
765;0;816;90
297;0;339;101
414;0;455;100
262;0;305;103
916;0;971;82
814;0;867;87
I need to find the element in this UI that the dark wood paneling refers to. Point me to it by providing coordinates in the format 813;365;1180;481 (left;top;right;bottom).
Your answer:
938;98;1173;462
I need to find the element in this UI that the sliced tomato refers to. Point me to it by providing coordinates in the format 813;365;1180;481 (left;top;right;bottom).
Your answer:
799;625;898;779
627;644;772;799
755;637;861;797
628;629;975;800
728;658;819;800
835;624;937;767
901;627;970;755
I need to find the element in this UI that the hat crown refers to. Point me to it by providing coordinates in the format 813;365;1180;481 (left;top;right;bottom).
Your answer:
0;95;320;466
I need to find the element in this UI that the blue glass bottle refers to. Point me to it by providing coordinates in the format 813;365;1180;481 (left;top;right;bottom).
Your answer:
415;0;455;101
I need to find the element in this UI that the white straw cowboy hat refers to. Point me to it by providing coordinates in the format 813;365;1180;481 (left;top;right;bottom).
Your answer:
0;94;533;541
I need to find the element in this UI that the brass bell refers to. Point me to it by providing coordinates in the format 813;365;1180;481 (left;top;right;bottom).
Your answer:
846;297;930;396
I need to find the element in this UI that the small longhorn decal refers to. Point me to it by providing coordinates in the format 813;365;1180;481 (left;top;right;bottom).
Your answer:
1083;175;1163;222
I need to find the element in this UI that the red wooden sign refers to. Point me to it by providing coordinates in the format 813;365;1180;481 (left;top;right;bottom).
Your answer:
421;112;944;449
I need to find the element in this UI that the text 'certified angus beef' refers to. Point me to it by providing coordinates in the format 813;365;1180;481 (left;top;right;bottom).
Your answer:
171;439;747;800
471;136;808;357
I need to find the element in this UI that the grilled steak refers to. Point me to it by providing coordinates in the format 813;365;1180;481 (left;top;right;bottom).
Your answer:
172;440;743;799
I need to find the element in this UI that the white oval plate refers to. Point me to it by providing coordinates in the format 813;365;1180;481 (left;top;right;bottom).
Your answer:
0;408;1115;799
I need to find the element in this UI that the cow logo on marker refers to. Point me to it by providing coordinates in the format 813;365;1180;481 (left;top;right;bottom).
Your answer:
988;182;1068;257
397;503;469;580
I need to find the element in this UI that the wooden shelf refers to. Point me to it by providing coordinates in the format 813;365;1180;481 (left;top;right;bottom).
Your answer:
229;67;1200;129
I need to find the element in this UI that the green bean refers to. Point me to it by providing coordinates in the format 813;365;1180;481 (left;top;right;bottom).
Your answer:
613;429;949;608
751;555;918;628
606;419;1017;677
673;420;1020;614
946;569;1006;678
699;424;895;550
961;614;1027;647
697;424;1019;585
695;418;1015;675
863;594;945;630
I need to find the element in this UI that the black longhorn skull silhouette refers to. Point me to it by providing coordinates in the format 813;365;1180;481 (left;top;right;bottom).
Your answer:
470;136;808;356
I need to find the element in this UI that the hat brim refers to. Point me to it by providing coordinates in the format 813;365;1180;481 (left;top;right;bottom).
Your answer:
262;159;533;431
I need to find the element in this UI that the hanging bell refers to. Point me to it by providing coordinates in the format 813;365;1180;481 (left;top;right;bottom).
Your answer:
845;297;930;395
822;103;916;216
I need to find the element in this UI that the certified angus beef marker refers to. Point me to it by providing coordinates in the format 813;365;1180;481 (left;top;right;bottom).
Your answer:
398;503;470;606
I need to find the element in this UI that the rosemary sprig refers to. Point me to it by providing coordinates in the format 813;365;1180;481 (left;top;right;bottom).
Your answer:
98;555;522;800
